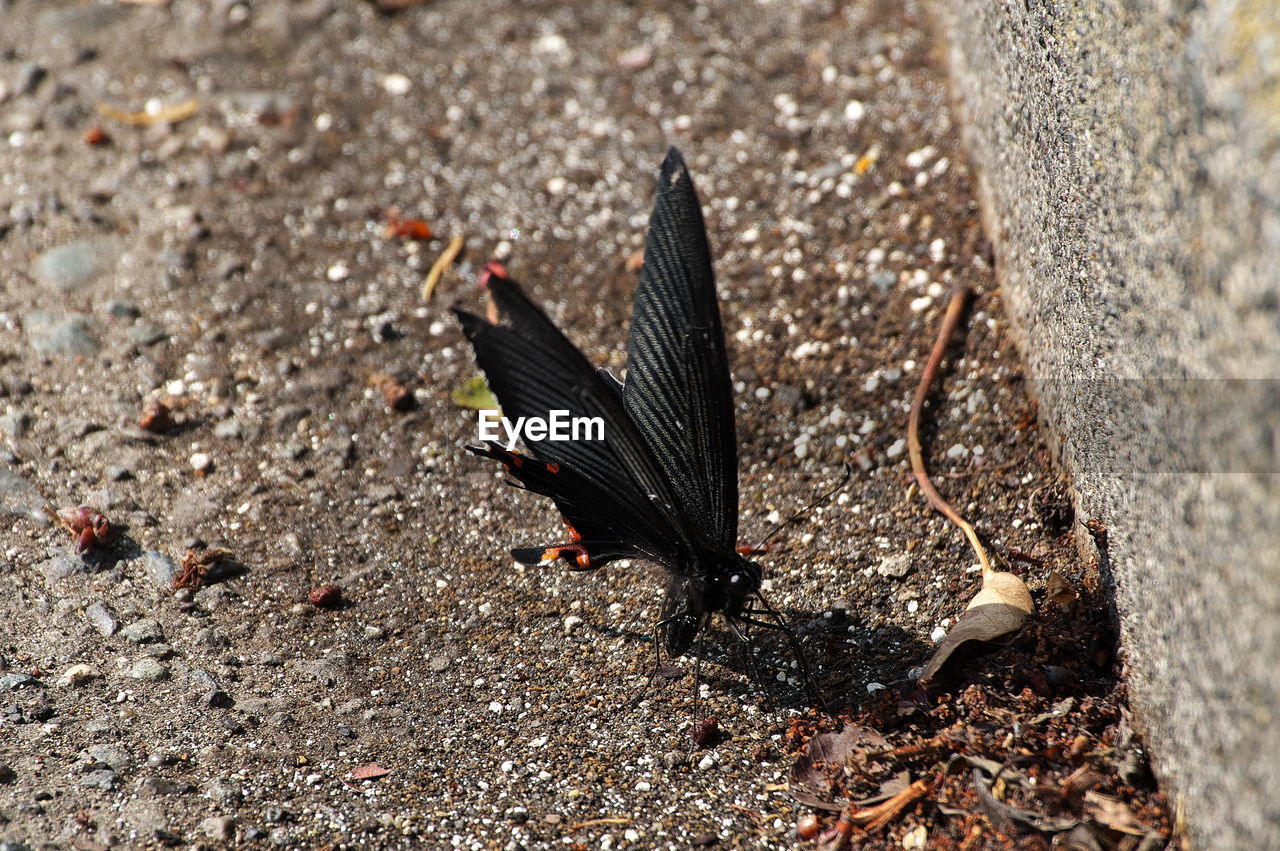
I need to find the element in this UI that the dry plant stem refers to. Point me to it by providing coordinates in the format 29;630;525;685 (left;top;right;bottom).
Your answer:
568;817;632;830
422;234;465;301
906;285;993;578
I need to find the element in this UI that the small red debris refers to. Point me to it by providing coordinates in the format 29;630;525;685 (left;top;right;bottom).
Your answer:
349;762;391;780
369;373;413;411
47;506;111;553
138;399;174;433
83;127;111;146
381;208;434;241
309;584;342;607
174;547;234;591
796;814;821;839
690;716;719;748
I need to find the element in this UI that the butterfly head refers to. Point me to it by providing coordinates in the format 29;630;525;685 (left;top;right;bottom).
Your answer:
722;554;762;615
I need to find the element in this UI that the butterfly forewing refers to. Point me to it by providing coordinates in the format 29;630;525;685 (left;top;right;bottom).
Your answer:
454;273;698;566
622;148;739;553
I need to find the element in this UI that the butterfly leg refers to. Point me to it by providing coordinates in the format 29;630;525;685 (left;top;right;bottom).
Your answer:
627;633;683;708
735;599;828;711
725;617;766;691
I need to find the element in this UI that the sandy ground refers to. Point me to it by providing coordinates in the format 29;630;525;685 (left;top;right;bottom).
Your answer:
0;1;1164;848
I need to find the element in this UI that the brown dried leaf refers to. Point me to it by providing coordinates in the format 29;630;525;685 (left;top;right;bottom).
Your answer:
966;568;1033;613
1083;791;1150;836
920;603;1029;681
788;725;887;811
972;769;1079;834
1045;570;1079;607
349;762;391;780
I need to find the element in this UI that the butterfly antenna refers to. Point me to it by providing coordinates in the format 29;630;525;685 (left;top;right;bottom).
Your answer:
743;463;852;559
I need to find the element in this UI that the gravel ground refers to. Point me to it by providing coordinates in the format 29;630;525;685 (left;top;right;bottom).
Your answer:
0;1;1166;849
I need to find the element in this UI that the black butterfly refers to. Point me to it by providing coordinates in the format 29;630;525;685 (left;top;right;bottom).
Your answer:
454;148;798;667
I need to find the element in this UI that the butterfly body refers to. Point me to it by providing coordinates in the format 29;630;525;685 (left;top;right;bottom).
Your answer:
455;148;773;660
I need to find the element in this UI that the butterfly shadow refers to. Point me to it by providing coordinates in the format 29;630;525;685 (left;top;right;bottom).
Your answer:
585;604;920;714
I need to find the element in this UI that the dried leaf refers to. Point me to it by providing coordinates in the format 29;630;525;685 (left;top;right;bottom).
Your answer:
349;762;391;780
451;376;499;412
788;725;887;811
1045;570;1079;607
972;769;1078;834
920;603;1029;681
1083;791;1150;836
853;769;910;808
1030;696;1076;726
966;568;1033;613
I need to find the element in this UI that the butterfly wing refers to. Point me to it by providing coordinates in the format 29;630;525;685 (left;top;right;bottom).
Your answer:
467;442;666;569
454;266;699;565
622;148;739;553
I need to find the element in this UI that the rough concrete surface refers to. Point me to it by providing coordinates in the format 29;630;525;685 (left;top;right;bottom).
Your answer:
935;0;1280;846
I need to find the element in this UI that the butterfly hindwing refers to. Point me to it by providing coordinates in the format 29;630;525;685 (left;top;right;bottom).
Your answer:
622;148;739;553
467;441;665;569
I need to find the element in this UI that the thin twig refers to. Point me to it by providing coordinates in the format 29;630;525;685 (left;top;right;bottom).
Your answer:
422;234;465;302
568;817;632;830
905;286;993;578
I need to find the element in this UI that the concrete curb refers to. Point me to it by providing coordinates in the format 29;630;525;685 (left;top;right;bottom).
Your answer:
933;2;1280;846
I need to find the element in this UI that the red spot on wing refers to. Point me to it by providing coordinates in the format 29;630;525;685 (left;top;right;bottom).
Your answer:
477;261;510;290
560;516;582;542
546;462;560;474
540;543;591;570
496;448;525;467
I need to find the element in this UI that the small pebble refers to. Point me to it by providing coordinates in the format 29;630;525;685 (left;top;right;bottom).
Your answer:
56;664;102;687
24;311;100;356
381;73;412;95
80;769;117;790
308;584;342;607
129;659;169;681
190;452;213;474
38;553;86;584
32;240;112;291
876;553;914;579
121;618;164;644
200;815;236;841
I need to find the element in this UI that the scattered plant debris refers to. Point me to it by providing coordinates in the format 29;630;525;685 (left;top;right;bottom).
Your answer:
45;505;111;554
422;234;465;301
174;547;235;591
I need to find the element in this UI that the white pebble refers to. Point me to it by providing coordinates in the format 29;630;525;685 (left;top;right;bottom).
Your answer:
885;438;906;458
327;262;350;282
946;444;968;459
905;145;936;169
930;625;947;642
843;100;865;122
546;176;567;195
488;701;504;713
907;600;919;613
563;614;583;632
634;780;652;791
381;73;412;95
909;296;933;312
190;452;212;473
865;682;885;693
